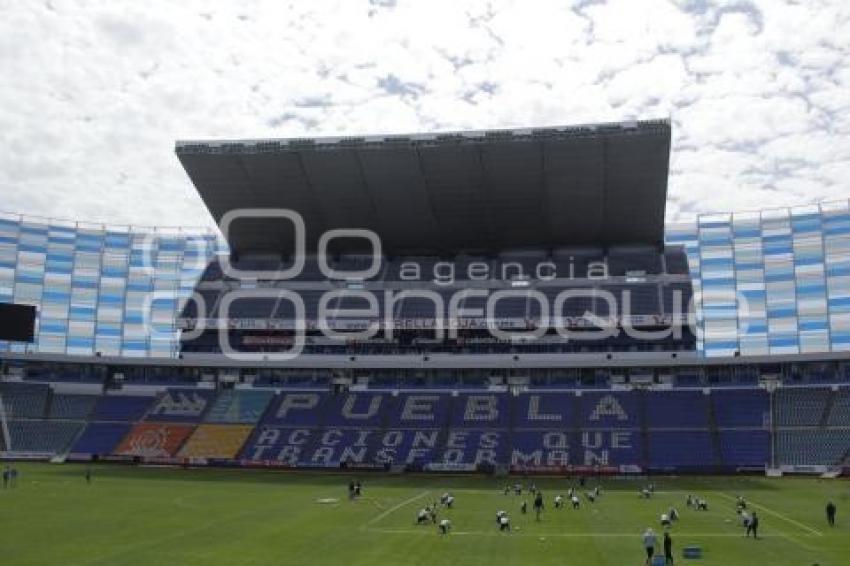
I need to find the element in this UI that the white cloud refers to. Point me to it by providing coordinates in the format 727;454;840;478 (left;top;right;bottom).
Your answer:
0;0;848;230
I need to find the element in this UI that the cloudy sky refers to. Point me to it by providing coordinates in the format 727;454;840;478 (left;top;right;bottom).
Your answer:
1;0;848;230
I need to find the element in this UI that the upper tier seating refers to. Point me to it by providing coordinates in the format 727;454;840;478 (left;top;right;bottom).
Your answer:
607;250;662;276
663;248;690;275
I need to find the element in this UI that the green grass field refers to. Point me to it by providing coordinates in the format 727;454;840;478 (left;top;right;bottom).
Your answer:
1;463;848;565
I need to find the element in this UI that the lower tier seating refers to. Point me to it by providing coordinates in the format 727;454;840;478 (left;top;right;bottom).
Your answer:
8;420;84;453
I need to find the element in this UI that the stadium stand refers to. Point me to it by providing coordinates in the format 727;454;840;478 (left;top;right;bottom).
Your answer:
49;394;98;420
0;376;844;469
775;387;830;426
776;430;850;466
70;422;132;456
178;424;254;459
114;423;195;458
0;382;49;418
8;420;84;454
204;390;275;423
4;121;850;478
826;387;850;426
92;395;156;422
145;388;215;422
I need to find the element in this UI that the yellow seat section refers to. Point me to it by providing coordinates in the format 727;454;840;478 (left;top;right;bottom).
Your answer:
177;424;254;459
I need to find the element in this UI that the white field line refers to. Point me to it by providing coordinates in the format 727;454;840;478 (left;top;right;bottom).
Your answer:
713;492;823;537
362;490;431;529
364;527;815;538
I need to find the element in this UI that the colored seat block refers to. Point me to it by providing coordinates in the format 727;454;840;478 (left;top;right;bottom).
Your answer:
114;423;195;457
178;424;254;459
205;390;274;424
145;388;216;422
71;422;131;455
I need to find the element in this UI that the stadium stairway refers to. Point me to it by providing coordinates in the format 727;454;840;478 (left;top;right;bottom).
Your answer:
707;392;723;468
43;387;54;419
819;389;837;428
420;393;454;467
296;393;336;466
638;389;650;469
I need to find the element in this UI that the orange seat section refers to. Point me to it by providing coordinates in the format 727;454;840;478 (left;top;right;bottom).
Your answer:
114;423;195;458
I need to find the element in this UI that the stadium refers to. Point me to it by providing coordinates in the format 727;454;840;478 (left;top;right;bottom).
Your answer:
1;119;849;565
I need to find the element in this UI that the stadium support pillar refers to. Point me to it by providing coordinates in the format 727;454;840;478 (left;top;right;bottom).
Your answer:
769;388;776;469
0;395;10;450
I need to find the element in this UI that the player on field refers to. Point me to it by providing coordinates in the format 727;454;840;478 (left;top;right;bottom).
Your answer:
85;466;92;485
499;514;511;532
571;494;580;509
826;501;837;527
696;498;708;511
520;500;528;514
745;511;759;538
642;527;657;565
439;518;451;535
740;510;751;530
417;508;431;525
348;480;355;500
534;491;544;521
585;491;596;503
496;510;507;525
663;531;674;565
554;494;564;509
668;507;679;522
660;513;671;528
641;487;652;499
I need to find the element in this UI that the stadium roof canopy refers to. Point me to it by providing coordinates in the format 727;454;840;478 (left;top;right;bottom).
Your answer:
176;119;671;255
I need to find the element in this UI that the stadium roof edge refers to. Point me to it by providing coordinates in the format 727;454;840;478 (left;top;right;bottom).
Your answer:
176;119;671;255
175;118;670;153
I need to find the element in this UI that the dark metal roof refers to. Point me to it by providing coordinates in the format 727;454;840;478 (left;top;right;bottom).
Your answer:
176;119;671;255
